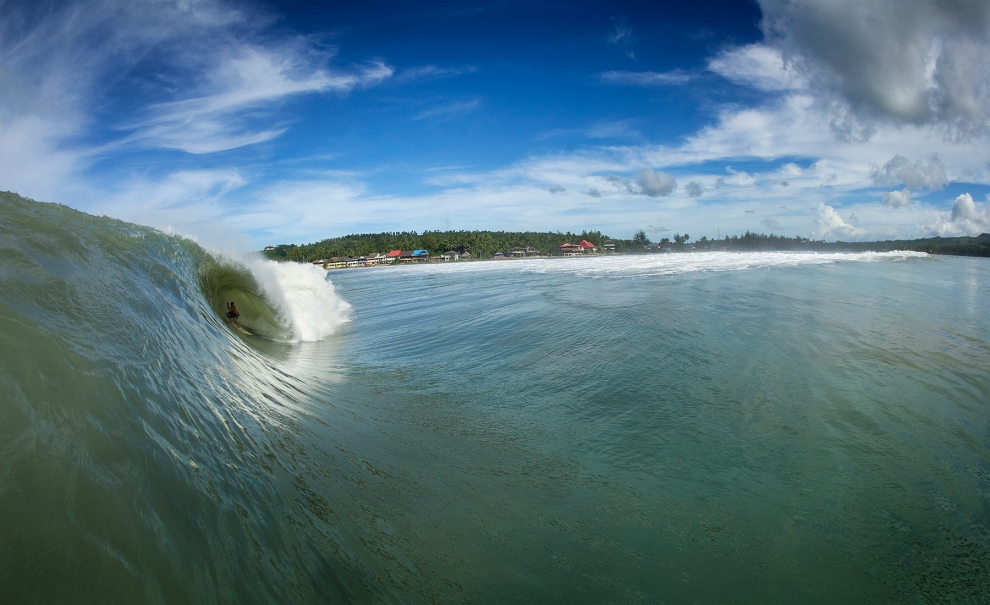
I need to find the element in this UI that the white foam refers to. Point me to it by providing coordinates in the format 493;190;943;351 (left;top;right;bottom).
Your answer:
395;250;930;279
247;258;351;342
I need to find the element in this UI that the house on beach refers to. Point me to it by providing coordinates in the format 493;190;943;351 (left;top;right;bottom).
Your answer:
507;246;539;257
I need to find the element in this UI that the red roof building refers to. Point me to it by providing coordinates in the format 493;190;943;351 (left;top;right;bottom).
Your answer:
578;239;597;250
387;249;403;257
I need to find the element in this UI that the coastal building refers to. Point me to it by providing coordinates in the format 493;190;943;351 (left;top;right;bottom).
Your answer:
440;251;460;261
264;246;276;252
557;242;581;256
508;246;539;257
578;240;598;253
387;249;402;260
603;241;616;253
398;249;430;262
324;257;348;269
363;253;388;265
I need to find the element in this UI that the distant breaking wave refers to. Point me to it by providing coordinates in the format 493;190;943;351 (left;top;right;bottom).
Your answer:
387;249;931;279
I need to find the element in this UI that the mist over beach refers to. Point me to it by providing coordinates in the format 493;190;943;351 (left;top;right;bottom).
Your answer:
2;0;990;602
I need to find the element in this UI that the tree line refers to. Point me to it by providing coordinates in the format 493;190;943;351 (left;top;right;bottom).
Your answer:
262;229;636;262
692;231;990;256
264;229;990;262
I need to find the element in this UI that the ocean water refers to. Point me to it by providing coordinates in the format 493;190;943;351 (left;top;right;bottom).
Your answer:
2;194;989;603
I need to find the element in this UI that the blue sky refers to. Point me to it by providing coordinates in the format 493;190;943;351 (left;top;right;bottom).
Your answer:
2;0;990;249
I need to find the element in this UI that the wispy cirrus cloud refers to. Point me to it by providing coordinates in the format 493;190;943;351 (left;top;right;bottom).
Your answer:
707;44;803;92
120;51;393;153
2;0;394;164
412;98;480;121
599;70;695;86
395;64;476;83
607;16;637;59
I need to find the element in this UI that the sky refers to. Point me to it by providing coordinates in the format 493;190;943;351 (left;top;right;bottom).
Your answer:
2;0;990;248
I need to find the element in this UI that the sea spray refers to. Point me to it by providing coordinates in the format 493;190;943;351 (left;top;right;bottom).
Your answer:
245;258;351;342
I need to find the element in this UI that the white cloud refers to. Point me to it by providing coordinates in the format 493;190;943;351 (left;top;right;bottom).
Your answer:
813;202;866;239
923;193;990;236
708;44;803;91
637;169;677;197
0;113;84;203
122;51;393;153
91;169;252;252
882;188;912;209
949;193;990;230
2;0;394;160
599;70;694;86
871;155;947;190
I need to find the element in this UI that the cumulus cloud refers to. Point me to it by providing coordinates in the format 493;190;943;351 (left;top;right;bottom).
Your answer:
686;182;704;198
949;193;990;228
637;169;676;197
882;188;912;209
813;202;866;239
870;155;947;190
761;217;782;230
758;0;990;134
924;193;990;236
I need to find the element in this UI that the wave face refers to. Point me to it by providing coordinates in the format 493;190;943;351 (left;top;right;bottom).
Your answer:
0;193;356;603
3;192;989;603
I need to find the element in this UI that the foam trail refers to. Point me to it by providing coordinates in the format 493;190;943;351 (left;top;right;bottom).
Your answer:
247;258;351;342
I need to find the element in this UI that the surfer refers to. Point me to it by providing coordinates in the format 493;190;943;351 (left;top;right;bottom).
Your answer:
226;301;240;327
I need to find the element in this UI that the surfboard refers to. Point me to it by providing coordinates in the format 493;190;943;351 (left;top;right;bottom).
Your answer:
226;317;251;335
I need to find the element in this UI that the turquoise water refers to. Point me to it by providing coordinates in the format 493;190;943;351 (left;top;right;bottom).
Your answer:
2;193;989;602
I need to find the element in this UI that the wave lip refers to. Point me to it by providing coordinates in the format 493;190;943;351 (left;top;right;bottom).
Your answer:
246;259;351;343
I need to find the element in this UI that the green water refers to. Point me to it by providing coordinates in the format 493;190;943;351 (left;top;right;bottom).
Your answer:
2;192;989;602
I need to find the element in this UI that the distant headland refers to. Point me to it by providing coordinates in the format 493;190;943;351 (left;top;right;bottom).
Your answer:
262;229;990;266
